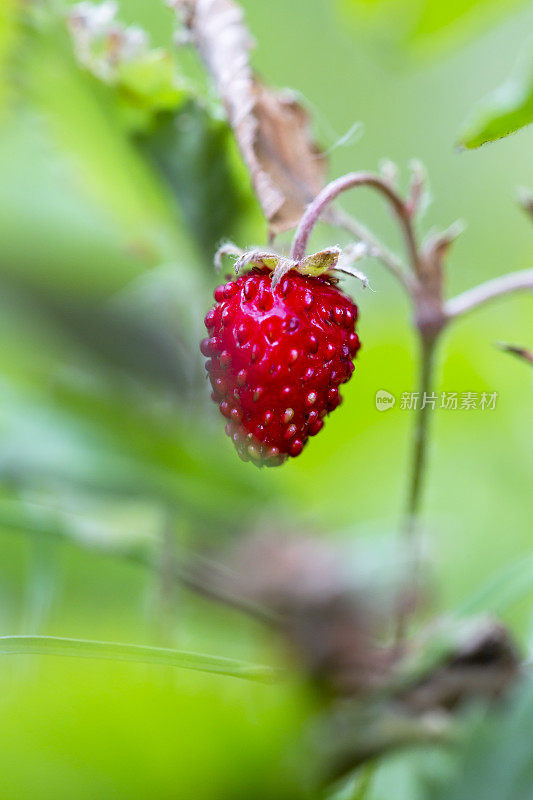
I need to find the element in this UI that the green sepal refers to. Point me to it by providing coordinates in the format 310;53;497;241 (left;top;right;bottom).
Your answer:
298;246;340;276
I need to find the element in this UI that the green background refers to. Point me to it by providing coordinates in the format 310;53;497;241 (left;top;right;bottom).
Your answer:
0;1;531;797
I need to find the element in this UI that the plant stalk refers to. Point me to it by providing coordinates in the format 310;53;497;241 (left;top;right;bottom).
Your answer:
445;268;533;319
395;331;439;646
406;333;438;526
291;172;419;277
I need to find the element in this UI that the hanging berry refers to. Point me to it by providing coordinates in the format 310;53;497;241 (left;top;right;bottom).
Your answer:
201;247;363;466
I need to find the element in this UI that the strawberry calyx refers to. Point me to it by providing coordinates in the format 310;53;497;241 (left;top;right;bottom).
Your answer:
217;244;370;290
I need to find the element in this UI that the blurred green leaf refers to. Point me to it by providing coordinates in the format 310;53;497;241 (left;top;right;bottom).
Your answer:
455;551;533;617
339;0;529;51
412;0;527;42
0;115;167;299
116;49;189;127
66;1;190;131
0;279;198;394
4;2;253;289
63;0;253;257
458;41;533;148
0;0;18;116
137;101;255;258
427;679;533;800
0;377;268;533
17;5;188;268
0;0;271;544
0;661;312;800
0;634;276;680
0;270;269;542
0;489;161;556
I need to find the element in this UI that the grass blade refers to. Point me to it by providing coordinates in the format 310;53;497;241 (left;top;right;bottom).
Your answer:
0;635;278;683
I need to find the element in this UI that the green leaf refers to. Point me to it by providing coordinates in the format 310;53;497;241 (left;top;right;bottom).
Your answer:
412;0;528;43
339;0;529;52
138;101;255;258
428;679;533;800
0;635;276;681
458;41;533;149
63;2;253;254
0;378;268;533
66;0;189;130
0;660;311;799
115;49;189;130
17;6;189;270
454;551;533;617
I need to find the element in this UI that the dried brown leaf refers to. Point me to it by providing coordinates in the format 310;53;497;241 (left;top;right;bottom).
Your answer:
401;619;521;714
171;0;327;234
251;81;327;233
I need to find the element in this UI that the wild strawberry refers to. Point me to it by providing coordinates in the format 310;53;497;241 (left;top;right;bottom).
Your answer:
201;252;361;466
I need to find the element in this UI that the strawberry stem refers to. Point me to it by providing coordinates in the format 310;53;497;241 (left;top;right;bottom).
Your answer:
445;269;533;319
394;333;439;649
290;171;420;282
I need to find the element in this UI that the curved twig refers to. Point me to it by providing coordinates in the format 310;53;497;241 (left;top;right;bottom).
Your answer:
291;172;420;278
325;206;415;292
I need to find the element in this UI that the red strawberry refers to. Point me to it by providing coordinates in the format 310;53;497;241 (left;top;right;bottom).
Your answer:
201;267;360;466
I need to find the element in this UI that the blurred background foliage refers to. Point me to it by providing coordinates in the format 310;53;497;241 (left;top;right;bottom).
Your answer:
0;0;531;797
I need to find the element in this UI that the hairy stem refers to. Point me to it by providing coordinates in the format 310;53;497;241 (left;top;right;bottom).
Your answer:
291;172;420;275
395;332;439;647
445;268;533;319
406;334;438;525
324;206;415;292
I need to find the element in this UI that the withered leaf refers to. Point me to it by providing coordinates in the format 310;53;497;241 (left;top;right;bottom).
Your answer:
251;80;327;233
171;0;327;234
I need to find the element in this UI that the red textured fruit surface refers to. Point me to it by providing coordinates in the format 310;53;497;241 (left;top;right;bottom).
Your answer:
201;267;361;466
